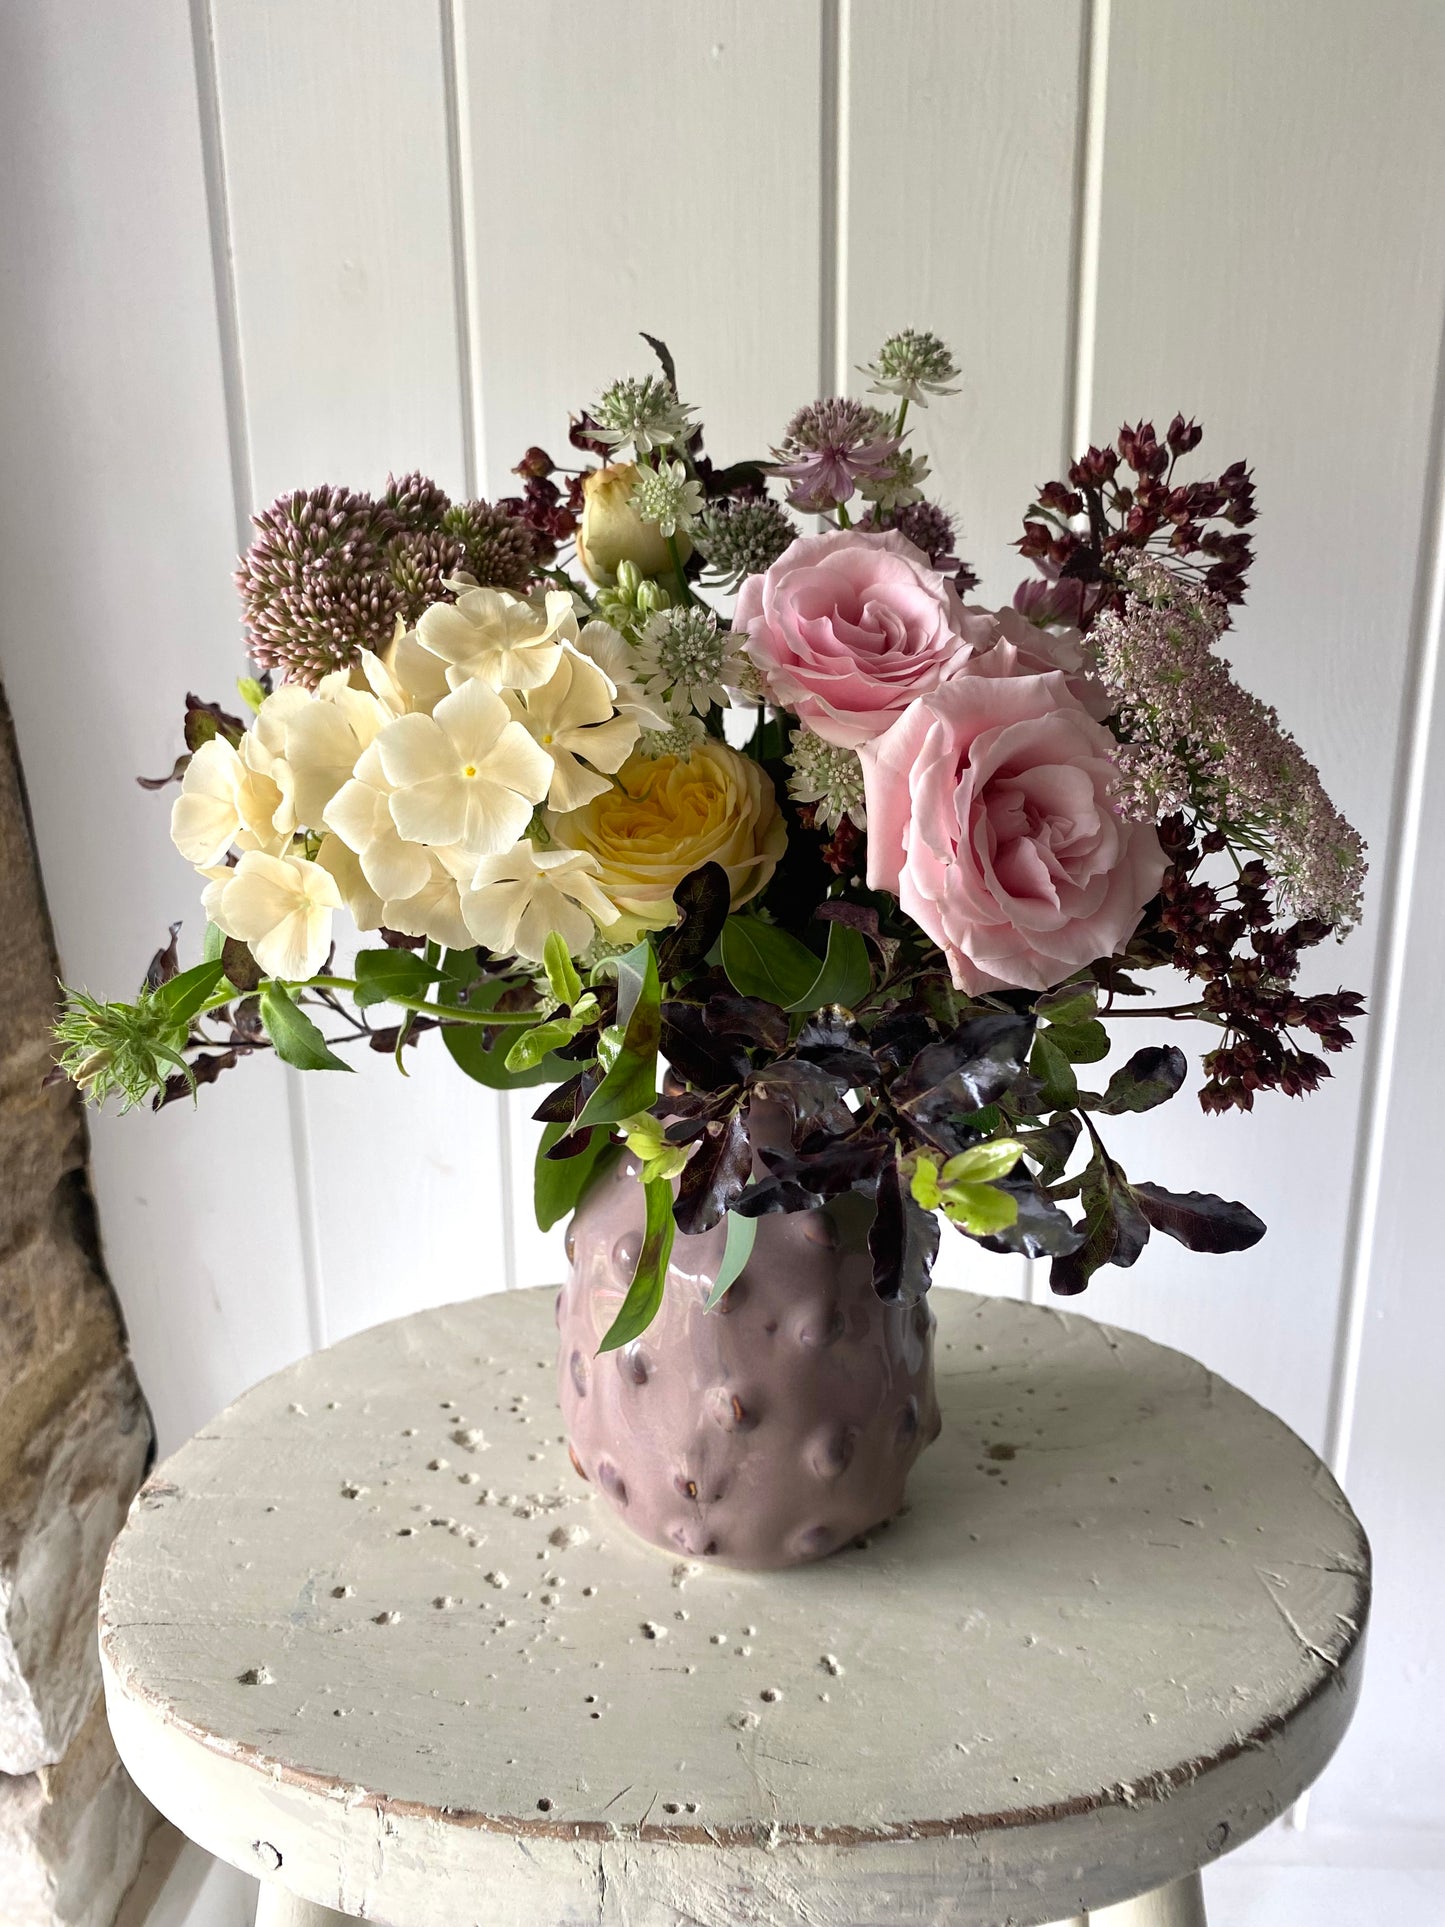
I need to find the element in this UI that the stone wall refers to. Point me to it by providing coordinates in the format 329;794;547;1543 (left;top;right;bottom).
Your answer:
0;682;161;1924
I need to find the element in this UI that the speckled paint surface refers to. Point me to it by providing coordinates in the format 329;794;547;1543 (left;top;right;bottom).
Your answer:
556;1148;940;1569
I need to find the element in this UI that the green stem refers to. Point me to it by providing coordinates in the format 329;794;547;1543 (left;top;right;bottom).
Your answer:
194;977;540;1027
665;531;696;606
895;398;910;437
1102;1004;1214;1021
836;501;852;529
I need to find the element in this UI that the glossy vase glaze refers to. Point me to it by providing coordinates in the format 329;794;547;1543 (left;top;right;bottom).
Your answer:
556;1123;941;1570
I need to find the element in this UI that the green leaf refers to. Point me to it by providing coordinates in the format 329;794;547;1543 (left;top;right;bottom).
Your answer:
597;1173;675;1351
505;1018;578;1074
1044;1017;1111;1064
534;1123;620;1233
940;1138;1025;1185
719;916;820;1007
941;1182;1020;1236
353;947;441;1010
542;931;582;1009
704;1210;757;1312
785;921;872;1013
577;942;660;1128
258;983;352;1072
1035;982;1098;1026
157;959;226;1026
1030;1031;1078;1108
441;1001;569;1089
236;676;265;714
1084;1045;1188;1116
202;921;226;964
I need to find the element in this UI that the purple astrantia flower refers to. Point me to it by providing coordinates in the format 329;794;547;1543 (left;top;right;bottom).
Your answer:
771;398;900;512
1091;558;1366;929
862;498;980;594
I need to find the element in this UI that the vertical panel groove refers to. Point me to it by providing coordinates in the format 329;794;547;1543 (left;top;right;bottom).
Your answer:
442;0;513;1284
817;0;848;396
440;0;481;497
1063;0;1110;464
1323;296;1445;1486
188;0;327;1352
187;0;253;550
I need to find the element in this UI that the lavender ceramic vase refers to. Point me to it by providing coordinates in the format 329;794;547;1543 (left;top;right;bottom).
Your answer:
556;1125;941;1570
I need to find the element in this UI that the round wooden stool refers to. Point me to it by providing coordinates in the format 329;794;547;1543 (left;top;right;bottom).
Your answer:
98;1288;1368;1927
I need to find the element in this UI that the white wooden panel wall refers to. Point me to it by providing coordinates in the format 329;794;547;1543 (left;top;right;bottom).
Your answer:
2;2;1443;1913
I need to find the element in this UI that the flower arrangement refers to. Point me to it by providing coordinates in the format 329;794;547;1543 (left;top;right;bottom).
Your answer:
56;331;1367;1346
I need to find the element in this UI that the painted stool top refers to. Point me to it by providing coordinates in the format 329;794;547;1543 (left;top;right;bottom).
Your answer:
100;1287;1368;1926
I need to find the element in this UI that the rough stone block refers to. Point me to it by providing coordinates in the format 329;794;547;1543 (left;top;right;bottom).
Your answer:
0;1179;124;1476
1;1361;150;1774
0;1695;161;1927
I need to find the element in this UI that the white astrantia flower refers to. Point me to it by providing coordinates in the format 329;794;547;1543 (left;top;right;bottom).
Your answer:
203;850;341;981
592;374;696;458
632;606;745;718
170;736;288;867
859;328;961;406
628;460;704;540
786;726;867;833
504;649;640;812
322;741;433;903
373;677;552;856
416;585;575;693
458;843;619;963
859;445;930;514
572;619;669;732
638;714;707;761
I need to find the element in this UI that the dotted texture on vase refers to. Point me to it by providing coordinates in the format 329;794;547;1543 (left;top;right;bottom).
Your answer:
556;1142;940;1569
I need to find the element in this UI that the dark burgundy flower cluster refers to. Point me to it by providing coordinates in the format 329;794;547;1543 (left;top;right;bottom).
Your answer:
498;447;579;561
1138;815;1364;1113
1018;416;1256;614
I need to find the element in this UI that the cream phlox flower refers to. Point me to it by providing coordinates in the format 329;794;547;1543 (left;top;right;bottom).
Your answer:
572;619;670;731
505;649;640;811
366;632;450;715
374;677;552;856
322;741;433;902
272;669;387;827
170;736;287;867
416;585;575;693
203;850;341;980
459;843;619;962
315;833;382;933
379;847;474;952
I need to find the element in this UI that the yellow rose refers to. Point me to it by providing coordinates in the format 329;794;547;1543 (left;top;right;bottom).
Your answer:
576;463;693;586
548;741;786;941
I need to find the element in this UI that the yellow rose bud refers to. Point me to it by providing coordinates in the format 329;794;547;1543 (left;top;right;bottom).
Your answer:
576;463;693;587
548;740;786;943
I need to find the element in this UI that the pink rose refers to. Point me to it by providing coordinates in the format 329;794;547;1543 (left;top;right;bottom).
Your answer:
735;529;965;748
861;670;1165;993
951;603;1112;722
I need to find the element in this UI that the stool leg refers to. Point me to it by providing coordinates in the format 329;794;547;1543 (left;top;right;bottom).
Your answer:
1087;1870;1207;1926
254;1886;359;1927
